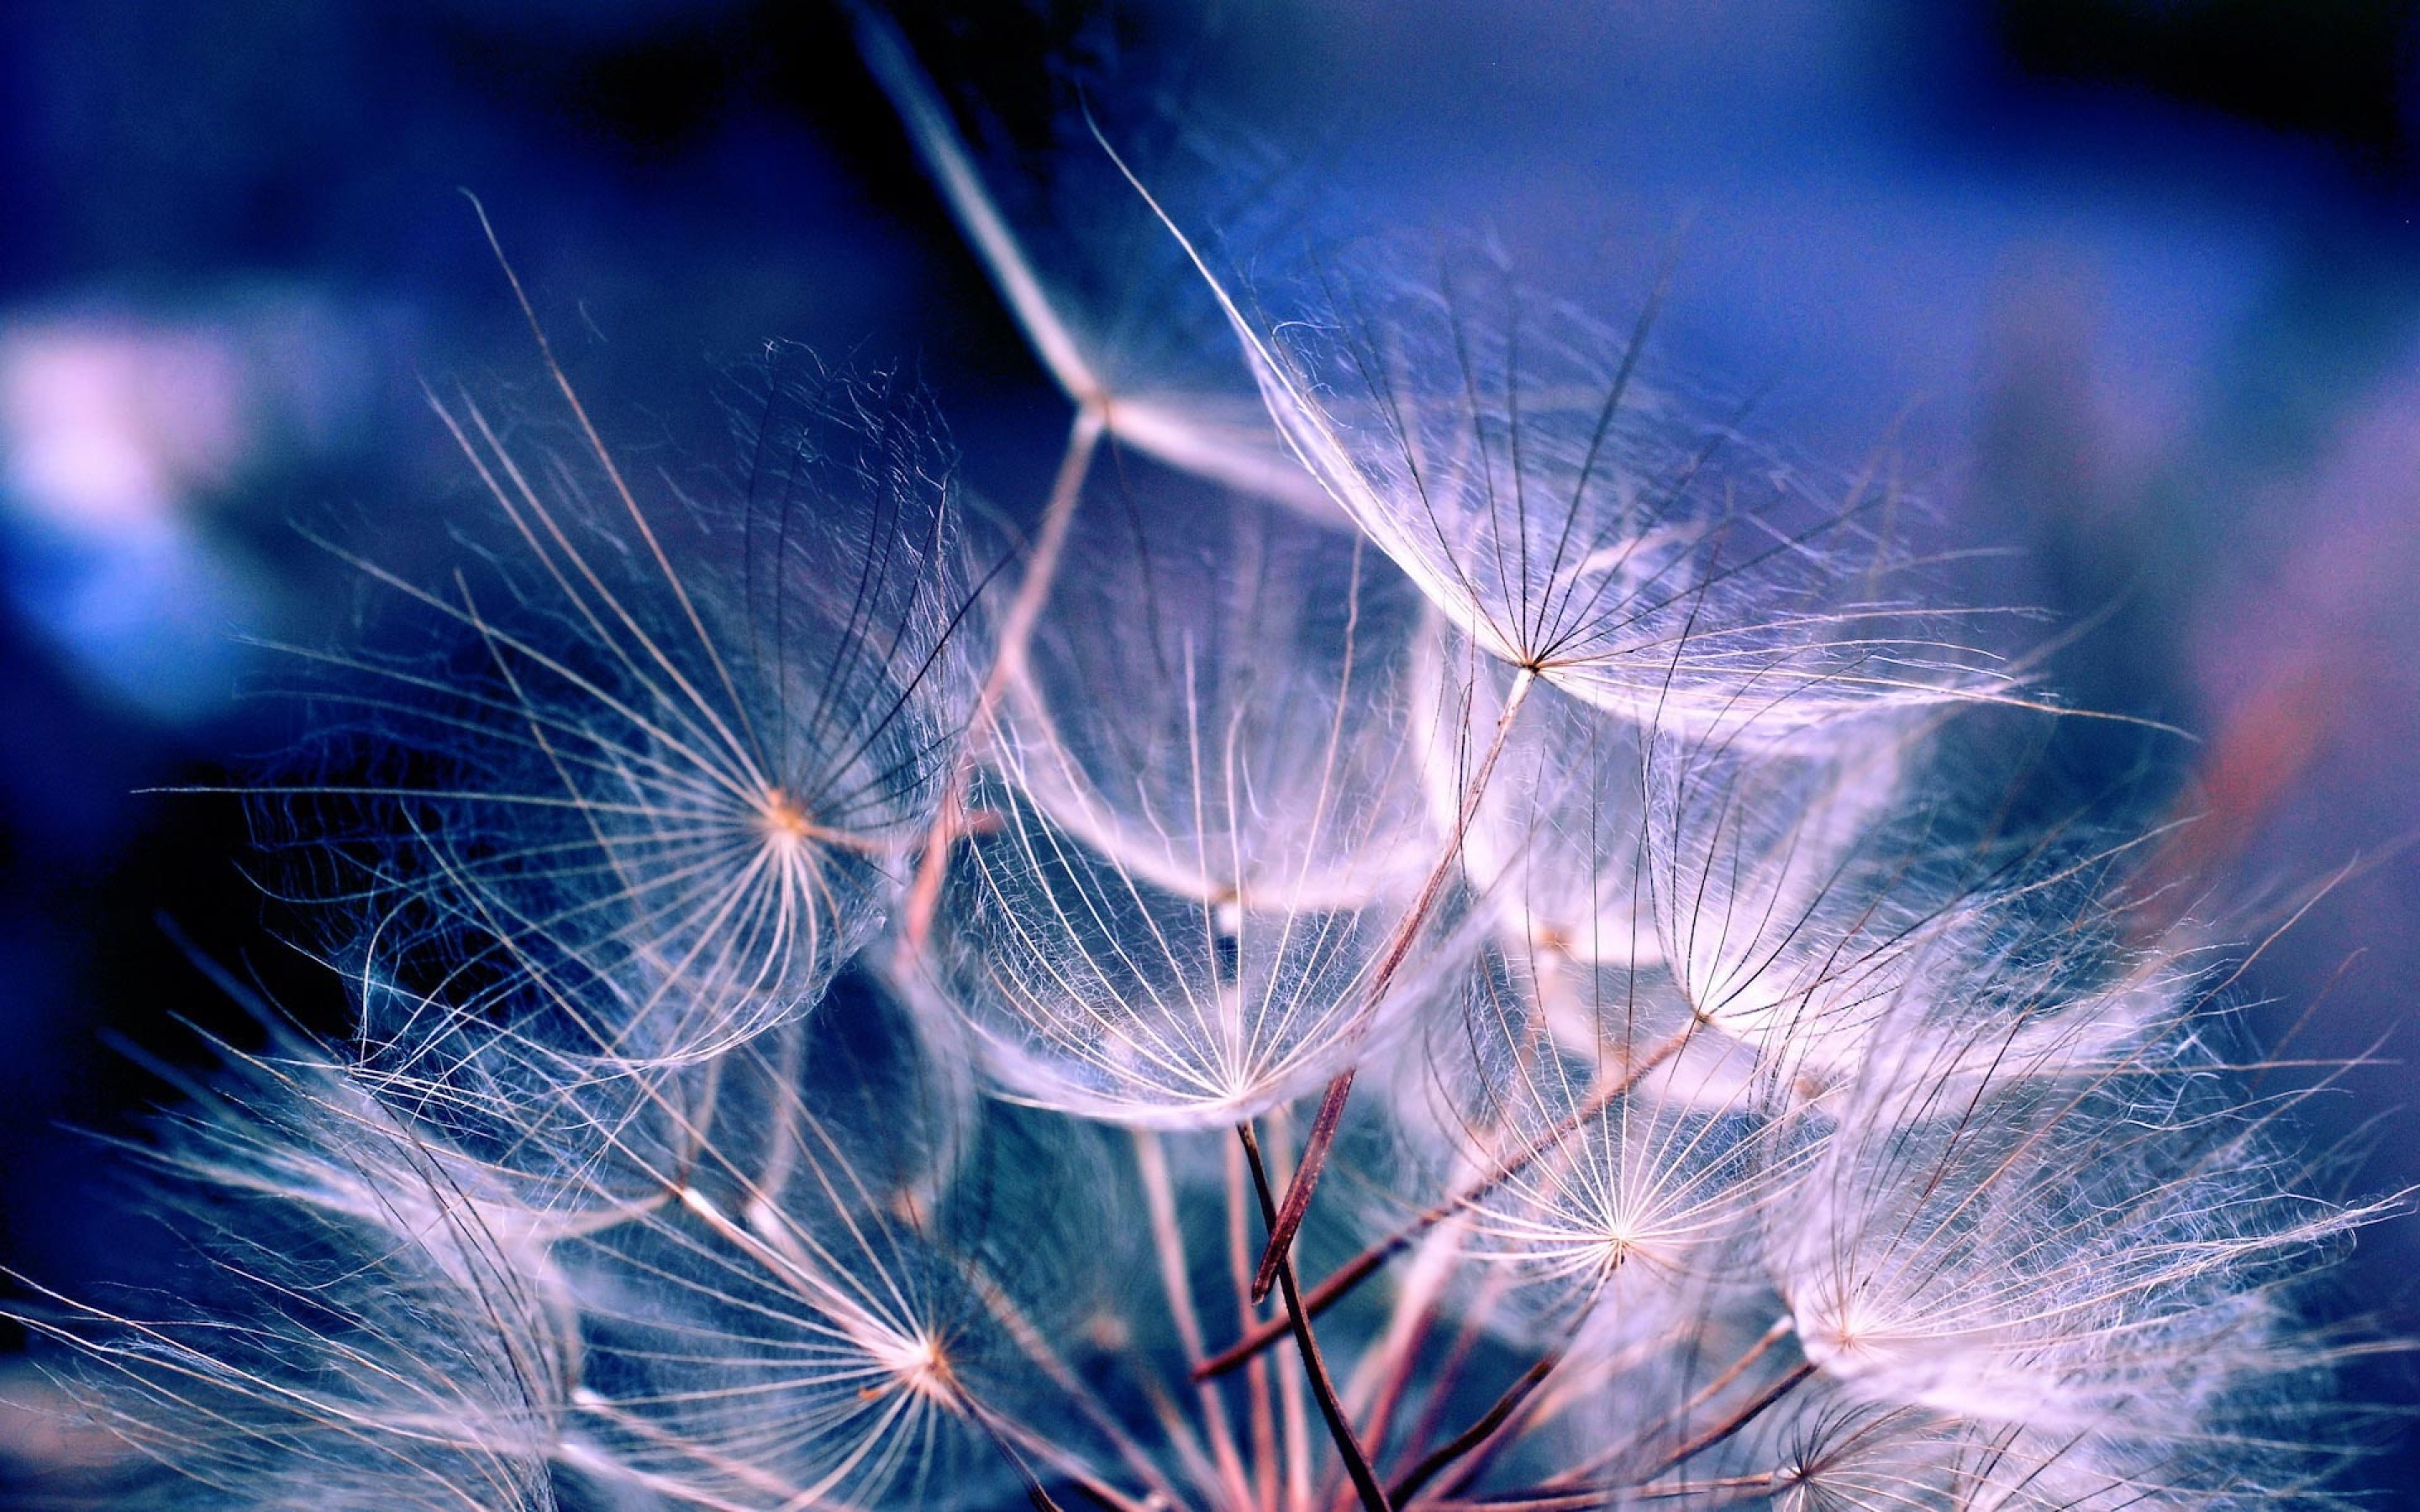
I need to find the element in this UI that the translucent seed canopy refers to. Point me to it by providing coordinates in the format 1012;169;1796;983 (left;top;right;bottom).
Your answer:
922;775;1469;1130
273;352;975;1072
1181;237;2014;741
558;1022;1124;1512
1641;715;1922;1082
26;1051;569;1511
1448;948;1778;1309
1770;1025;2358;1436
1001;475;1436;918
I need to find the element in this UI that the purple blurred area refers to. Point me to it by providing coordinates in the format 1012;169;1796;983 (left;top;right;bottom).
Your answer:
1;0;2416;1489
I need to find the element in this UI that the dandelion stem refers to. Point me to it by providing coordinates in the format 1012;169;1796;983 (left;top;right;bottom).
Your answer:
847;1;1099;405
1422;1360;1811;1512
902;402;1105;952
1397;1292;1519;1504
1224;1136;1283;1512
1252;1066;1357;1305
962;1398;1071;1512
1254;667;1540;1302
1536;1317;1793;1491
1239;1121;1396;1512
1641;1362;1814;1481
1349;1299;1434;1468
1135;1131;1255;1509
1388;1352;1560;1504
971;1259;1188;1508
1344;1223;1475;1446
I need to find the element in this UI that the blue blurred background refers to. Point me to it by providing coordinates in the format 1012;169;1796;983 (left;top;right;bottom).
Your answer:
1;0;2416;1493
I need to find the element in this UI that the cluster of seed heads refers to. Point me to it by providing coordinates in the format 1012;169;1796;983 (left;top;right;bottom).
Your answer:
18;13;2387;1511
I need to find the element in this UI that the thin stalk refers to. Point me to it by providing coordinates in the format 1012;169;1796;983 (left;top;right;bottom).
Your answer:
1440;1365;1816;1511
1227;1134;1281;1512
1350;1301;1434;1487
963;1397;1070;1512
987;1410;1166;1512
971;1259;1188;1509
1135;1131;1255;1509
1643;1362;1815;1481
1239;1122;1396;1512
1536;1316;1794;1491
1341;1219;1463;1425
902;402;1105;953
847;1;1098;402
1389;1352;1561;1504
1264;1105;1316;1512
1394;1283;1509;1502
1253;667;1540;1300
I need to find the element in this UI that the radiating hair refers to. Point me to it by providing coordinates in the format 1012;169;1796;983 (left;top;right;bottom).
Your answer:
257;346;980;1084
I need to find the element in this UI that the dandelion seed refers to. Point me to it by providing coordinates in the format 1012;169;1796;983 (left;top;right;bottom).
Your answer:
1770;970;2367;1447
1110;175;2012;742
1414;622;1661;971
1639;710;1931;1088
905;475;1473;1131
999;475;1437;919
914;769;1463;1131
850;1;1339;520
14;1045;569;1509
1449;953;1778;1310
260;344;976;1078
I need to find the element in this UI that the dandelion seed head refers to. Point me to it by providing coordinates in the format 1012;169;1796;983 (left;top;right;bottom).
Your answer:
921;797;1435;1126
18;34;2394;1509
